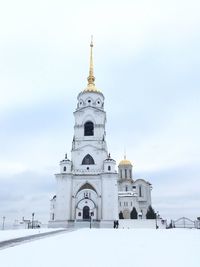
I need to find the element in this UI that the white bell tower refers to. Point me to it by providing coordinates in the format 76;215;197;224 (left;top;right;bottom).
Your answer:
71;38;108;174
49;38;118;228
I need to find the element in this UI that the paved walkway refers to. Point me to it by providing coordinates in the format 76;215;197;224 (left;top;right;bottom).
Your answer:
0;229;74;250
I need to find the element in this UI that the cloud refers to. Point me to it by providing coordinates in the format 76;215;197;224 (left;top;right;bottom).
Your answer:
0;0;200;224
0;170;55;223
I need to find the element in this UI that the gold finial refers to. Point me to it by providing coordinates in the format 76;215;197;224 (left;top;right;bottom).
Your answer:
87;35;95;86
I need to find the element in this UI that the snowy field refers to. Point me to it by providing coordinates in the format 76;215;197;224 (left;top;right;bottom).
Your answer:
0;228;63;242
0;228;199;267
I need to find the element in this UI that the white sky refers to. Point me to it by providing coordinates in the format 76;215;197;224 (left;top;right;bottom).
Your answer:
0;0;200;224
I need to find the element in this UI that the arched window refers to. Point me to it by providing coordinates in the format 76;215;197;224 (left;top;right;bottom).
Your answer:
125;169;127;178
82;154;95;165
84;121;94;136
108;166;111;171
63;166;66;172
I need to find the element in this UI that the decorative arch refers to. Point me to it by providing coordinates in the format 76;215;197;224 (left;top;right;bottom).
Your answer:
84;121;94;136
77;182;97;195
82;154;95;165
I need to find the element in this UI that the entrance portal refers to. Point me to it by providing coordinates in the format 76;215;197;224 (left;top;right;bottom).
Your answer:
83;206;90;220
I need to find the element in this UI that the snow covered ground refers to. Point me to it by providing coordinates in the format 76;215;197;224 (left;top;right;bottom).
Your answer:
0;228;199;267
0;228;63;242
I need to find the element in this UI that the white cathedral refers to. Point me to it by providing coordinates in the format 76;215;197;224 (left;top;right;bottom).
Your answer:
49;40;152;228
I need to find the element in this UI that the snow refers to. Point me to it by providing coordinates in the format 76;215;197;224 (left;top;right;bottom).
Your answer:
0;228;63;242
0;228;199;267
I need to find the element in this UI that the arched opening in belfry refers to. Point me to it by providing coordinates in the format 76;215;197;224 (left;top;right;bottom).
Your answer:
84;121;94;136
82;154;95;165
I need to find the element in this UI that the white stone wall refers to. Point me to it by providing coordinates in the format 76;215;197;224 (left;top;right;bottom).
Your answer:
54;174;72;221
118;219;167;229
101;174;118;220
119;195;138;218
118;175;152;219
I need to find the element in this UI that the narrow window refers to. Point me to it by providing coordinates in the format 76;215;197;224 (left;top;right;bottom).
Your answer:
84;121;94;136
108;166;111;171
125;185;128;191
82;154;95;165
125;169;127;178
139;185;142;197
52;213;54;220
63;166;66;172
120;170;122;178
129;169;132;179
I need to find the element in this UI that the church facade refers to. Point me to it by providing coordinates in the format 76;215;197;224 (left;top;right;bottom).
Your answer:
49;40;152;228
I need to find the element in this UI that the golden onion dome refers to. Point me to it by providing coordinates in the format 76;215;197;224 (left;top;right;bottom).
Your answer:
119;156;132;166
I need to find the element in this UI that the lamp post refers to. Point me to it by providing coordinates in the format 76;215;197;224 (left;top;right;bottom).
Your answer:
2;216;5;230
89;214;92;229
32;213;35;229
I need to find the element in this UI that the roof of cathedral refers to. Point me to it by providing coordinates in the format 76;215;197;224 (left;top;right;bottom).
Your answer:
84;36;101;93
119;156;132;166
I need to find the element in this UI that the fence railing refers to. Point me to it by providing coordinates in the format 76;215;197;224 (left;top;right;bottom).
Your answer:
171;217;200;229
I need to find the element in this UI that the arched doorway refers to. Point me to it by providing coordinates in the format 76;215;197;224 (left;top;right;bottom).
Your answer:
83;206;90;220
123;209;130;219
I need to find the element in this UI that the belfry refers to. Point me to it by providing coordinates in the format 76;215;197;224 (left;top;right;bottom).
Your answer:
49;39;152;228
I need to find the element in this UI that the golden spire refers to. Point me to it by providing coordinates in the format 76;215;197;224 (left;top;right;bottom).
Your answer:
84;36;100;92
87;35;95;86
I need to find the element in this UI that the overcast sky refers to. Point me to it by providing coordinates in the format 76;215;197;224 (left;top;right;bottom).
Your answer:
0;0;200;225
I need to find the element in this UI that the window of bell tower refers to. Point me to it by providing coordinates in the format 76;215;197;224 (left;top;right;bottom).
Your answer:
84;121;94;136
82;154;95;165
